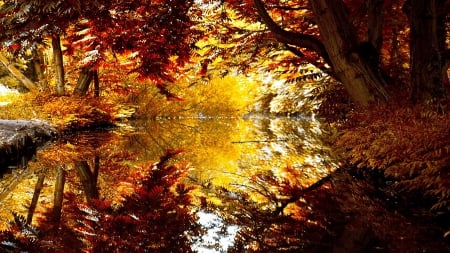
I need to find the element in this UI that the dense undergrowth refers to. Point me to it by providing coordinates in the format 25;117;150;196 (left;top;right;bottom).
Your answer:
331;101;450;237
0;92;132;132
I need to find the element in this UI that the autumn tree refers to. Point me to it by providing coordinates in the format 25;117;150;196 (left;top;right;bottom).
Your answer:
0;0;87;94
199;0;449;107
0;0;202;97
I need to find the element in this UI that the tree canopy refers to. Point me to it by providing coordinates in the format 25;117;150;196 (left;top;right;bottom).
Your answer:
0;0;202;95
0;0;448;107
198;0;449;106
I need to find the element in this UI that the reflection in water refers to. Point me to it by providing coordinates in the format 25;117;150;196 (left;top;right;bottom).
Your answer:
0;116;336;251
125;117;334;192
192;211;239;252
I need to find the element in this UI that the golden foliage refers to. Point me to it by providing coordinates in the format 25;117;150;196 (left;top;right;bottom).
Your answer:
0;84;19;106
334;104;450;212
0;92;120;132
36;94;116;131
133;75;258;118
0;91;39;119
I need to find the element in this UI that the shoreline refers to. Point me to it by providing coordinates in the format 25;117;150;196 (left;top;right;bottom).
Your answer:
0;119;56;170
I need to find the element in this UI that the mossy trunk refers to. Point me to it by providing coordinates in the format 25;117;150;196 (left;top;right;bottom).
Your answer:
32;48;48;90
74;68;100;96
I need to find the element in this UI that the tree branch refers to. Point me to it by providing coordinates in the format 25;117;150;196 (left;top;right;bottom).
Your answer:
253;0;331;66
0;52;37;91
284;44;337;79
274;174;331;216
266;4;309;11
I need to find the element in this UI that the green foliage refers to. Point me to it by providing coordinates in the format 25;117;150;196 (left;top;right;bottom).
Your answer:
334;104;450;214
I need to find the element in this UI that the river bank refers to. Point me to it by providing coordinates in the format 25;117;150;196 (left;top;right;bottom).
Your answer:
0;119;56;169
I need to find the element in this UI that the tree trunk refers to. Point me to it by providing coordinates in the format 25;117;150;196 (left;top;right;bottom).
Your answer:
309;0;389;106
27;174;45;224
93;156;100;183
52;36;65;95
93;70;100;97
409;0;445;104
0;52;37;91
367;0;384;68
75;161;99;203
73;67;93;96
252;0;331;69
439;2;449;86
32;48;48;90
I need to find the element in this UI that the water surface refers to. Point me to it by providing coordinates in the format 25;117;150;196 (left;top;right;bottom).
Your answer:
0;116;335;251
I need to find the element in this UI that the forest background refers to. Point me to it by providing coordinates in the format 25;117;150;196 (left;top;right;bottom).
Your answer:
0;0;449;250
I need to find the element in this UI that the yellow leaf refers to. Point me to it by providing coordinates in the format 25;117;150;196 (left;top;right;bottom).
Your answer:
444;230;450;238
65;142;76;149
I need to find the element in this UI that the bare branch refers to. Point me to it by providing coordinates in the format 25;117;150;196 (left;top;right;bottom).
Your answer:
266;4;309;11
253;0;331;65
284;44;337;79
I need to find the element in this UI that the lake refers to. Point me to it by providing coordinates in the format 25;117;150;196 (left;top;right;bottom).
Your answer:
0;116;336;252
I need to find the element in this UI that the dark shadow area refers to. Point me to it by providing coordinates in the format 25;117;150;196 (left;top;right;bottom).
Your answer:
0;140;37;173
208;167;450;252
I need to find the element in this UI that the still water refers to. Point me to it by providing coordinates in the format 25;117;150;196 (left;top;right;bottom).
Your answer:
0;116;336;252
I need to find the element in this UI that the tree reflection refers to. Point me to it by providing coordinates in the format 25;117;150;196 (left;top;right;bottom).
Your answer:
0;117;338;251
112;117;336;251
75;160;99;203
0;149;199;252
183;117;337;251
26;173;45;225
195;166;338;252
52;165;66;222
